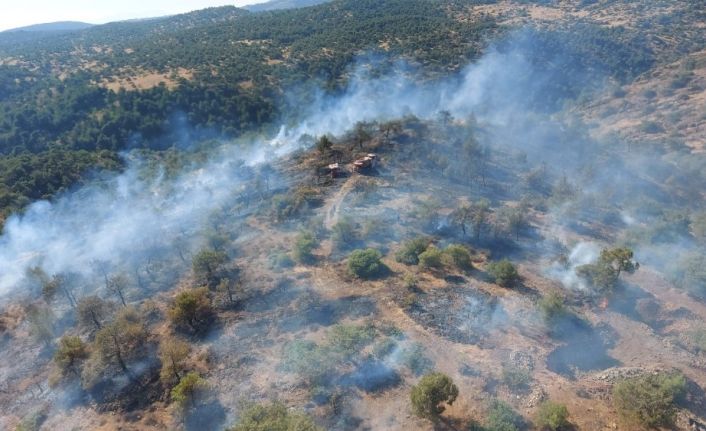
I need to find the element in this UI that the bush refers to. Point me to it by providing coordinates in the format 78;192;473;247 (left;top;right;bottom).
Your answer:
487;259;519;287
538;291;567;322
535;401;570;430
171;371;207;410
292;231;317;264
419;245;444;271
331;216;358;250
347;248;384;279
229;402;321;431
281;340;334;385
168;287;214;332
403;273;418;289
53;336;88;377
443;244;473;270
410;372;459;420
327;324;376;355
395;237;430;265
487;400;523;431
613;372;686;428
192;248;228;287
502;366;531;390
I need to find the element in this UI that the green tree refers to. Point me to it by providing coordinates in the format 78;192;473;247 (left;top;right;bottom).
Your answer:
159;336;191;385
192;248;228;287
229;402;321;431
613;372;686;428
418;245;444;271
42;273;77;309
93;307;147;373
487;400;523;431
538;291;567;322
315;135;333;154
106;273;129;306
347;248;384;279
331;216;358;250
292;231;317;264
171;371;207;410
77;295;112;331
168;287;214;332
54;336;89;377
470;199;490;240
443;244;473;271
576;247;638;294
353;121;372;149
395;237;430;265
535;401;570;430
487;259;520;287
451;203;473;237
410;372;459;420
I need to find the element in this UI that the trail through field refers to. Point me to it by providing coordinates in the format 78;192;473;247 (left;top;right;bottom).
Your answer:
323;177;356;230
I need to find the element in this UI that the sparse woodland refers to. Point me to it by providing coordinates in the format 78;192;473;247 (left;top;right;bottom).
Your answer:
1;0;706;430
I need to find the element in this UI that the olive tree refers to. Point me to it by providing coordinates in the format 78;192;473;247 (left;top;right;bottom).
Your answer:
92;307;148;373
54;336;88;377
159;336;191;385
410;372;459;420
168;287;214;333
77;296;112;331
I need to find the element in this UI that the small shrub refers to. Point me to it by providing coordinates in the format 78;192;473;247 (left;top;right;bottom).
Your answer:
487;400;523;431
395;237;431;265
327;324;376;356
502;366;531;390
192;248;228;287
292;231;317;264
535;401;570;430
410;372;459;420
281;340;333;385
171;371;207;410
229;402;321;431
331;216;358;250
403;273;418;289
443;244;473;271
538;291;567;322
487;259;519;287
347;248;384;279
613;372;686;428
419;246;444;270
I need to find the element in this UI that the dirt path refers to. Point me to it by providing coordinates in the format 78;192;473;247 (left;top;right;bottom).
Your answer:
323;177;355;230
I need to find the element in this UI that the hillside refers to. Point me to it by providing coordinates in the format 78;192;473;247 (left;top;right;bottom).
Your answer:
0;1;706;430
2;21;94;33
245;0;333;12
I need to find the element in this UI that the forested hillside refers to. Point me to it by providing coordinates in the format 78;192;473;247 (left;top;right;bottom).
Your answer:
0;0;702;224
0;0;497;223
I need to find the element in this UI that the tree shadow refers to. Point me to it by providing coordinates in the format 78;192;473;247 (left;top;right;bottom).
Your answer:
184;399;227;431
